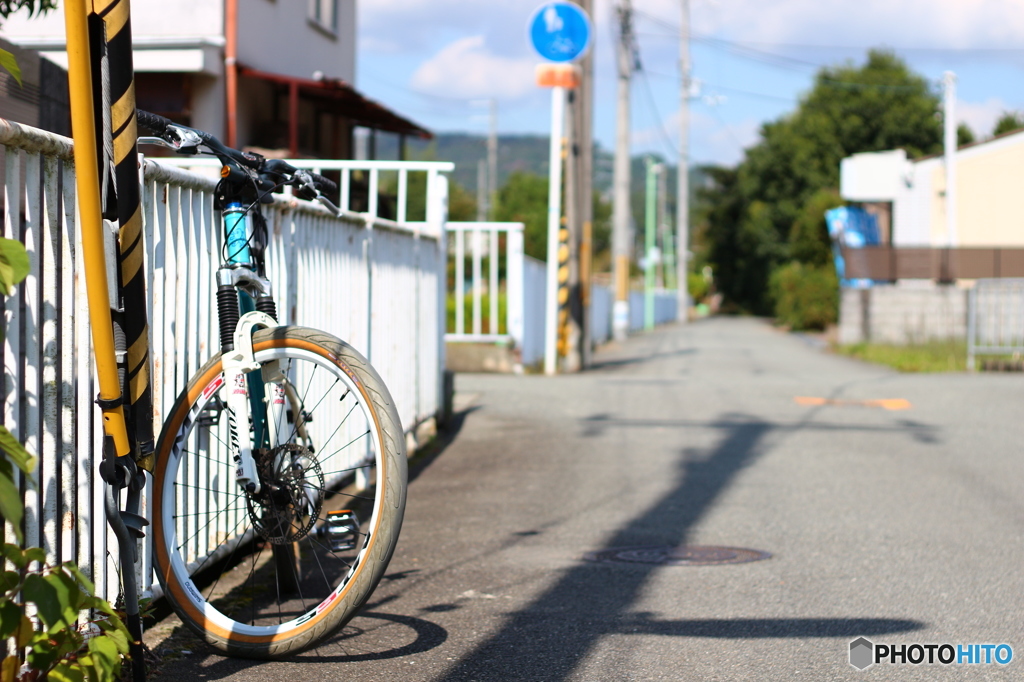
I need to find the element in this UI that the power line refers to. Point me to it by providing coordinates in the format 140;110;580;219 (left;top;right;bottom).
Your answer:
634;67;679;159
632;9;1024;54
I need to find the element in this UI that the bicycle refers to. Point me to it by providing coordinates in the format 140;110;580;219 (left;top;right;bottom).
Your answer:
133;111;408;658
63;1;406;668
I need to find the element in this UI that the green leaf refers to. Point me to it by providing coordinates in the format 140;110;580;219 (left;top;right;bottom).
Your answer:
22;572;78;632
103;627;129;655
0;544;26;569
0;50;21;88
24;547;45;565
87;635;121;679
0;239;29;297
47;662;86;682
0;570;19;593
0;425;35;475
25;632;59;672
0;463;22;544
0;600;20;639
63;562;95;595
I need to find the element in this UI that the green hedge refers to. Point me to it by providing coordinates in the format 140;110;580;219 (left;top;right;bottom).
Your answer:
769;261;838;331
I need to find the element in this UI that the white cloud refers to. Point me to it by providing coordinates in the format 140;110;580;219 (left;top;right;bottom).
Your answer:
684;0;1024;48
958;97;1013;138
690;111;761;166
410;35;538;99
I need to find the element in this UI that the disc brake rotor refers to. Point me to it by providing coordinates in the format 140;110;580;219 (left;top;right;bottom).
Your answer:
246;443;324;544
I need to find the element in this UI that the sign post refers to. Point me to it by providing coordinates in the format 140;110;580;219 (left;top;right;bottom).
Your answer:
529;1;592;375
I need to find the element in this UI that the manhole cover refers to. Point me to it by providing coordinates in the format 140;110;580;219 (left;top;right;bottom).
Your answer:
583;545;771;566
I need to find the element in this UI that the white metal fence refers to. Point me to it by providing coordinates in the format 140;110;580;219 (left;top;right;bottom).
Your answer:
1;118;450;603
967;279;1024;370
445;222;525;346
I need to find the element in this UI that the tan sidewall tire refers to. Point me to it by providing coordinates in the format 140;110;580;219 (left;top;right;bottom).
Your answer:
152;327;407;659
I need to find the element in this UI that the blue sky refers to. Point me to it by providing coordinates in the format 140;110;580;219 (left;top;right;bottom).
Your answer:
356;0;1024;168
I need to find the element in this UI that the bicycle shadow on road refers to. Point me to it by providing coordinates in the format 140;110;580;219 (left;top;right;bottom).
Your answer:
437;413;928;682
148;607;449;679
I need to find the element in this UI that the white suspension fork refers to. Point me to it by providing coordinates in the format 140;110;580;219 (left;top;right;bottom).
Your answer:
222;310;279;495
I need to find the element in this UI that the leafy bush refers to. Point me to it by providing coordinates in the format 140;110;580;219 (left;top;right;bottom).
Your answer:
770;261;838;331
0;237;129;680
687;272;708;303
789;189;842;267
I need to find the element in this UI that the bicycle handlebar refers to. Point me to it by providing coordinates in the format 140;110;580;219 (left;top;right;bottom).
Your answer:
136;110;337;196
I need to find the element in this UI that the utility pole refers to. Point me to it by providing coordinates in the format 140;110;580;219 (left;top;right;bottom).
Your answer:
578;0;594;369
477;159;487;222
942;71;957;248
488;99;498;218
612;0;634;342
658;161;674;289
644;158;659;330
676;0;691;322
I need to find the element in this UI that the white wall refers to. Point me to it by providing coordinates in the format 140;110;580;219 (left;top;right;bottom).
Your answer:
1;1;224;46
239;0;356;83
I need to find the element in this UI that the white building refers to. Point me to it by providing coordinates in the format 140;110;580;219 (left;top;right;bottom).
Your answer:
840;129;1024;248
1;0;429;158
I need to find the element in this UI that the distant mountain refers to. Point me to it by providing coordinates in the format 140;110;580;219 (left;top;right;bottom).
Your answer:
400;132;708;221
405;132;617;196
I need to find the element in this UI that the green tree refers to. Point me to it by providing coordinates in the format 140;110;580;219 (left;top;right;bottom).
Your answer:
494;172;548;260
493;171;613;264
789;188;843;267
447;180;477;222
699;49;942;312
0;0;56;83
993;111;1024;137
0;0;55;18
957;123;975;147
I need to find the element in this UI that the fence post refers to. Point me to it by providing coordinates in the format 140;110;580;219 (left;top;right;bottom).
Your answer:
967;285;977;371
428;173;449;417
507;228;525;360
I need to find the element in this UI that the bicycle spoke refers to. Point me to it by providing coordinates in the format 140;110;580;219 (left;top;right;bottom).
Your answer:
310;400;358;459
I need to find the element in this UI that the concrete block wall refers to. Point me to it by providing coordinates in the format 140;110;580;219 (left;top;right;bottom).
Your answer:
839;282;969;345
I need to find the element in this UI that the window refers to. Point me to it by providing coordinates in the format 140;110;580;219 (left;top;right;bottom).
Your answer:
309;0;338;34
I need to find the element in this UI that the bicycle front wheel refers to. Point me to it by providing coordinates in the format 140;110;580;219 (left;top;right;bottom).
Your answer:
152;326;407;659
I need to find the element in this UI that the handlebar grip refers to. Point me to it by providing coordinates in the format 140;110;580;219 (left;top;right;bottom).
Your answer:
309;172;338;194
136;110;174;136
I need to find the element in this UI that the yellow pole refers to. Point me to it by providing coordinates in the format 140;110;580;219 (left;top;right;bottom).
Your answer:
64;0;130;456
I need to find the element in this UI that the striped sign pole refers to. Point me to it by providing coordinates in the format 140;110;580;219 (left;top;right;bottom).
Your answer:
96;0;156;469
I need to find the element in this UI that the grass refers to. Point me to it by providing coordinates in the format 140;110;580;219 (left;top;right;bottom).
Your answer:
447;291;508;335
836;340;968;373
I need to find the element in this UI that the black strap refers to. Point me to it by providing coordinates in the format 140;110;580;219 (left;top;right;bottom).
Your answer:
95;394;123;410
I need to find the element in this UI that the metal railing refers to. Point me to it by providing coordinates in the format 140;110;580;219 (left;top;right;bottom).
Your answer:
445;221;524;345
154;157;454;236
441;216;680;369
967;279;1024;370
1;118;450;602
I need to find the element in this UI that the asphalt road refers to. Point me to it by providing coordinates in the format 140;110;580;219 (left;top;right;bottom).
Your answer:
149;317;1024;680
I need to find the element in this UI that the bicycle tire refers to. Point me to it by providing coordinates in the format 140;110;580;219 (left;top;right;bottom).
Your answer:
151;326;407;658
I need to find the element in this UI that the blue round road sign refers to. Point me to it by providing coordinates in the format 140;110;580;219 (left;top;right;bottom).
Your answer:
529;2;592;63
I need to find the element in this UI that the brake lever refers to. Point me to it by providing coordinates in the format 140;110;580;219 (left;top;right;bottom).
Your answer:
316;195;343;217
138;136;176;149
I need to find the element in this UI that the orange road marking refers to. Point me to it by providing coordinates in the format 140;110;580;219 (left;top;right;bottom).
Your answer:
794;396;912;411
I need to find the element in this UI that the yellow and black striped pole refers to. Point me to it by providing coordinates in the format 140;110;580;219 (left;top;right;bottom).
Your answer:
98;0;156;469
556;220;571;357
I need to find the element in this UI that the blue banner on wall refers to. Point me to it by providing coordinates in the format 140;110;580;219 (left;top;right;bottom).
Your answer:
826;206;880;287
